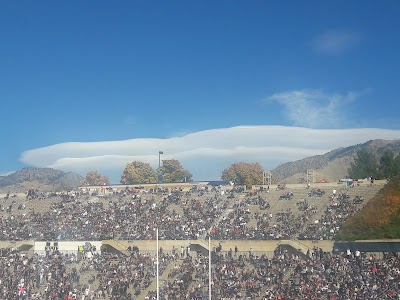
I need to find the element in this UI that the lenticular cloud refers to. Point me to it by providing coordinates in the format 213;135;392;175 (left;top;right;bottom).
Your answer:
20;125;400;183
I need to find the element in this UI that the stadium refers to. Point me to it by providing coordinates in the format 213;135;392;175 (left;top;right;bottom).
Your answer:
1;178;399;300
2;0;400;299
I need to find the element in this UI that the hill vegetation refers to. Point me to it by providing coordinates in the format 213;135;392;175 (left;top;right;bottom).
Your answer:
0;167;83;192
333;147;400;240
335;175;400;240
272;139;400;183
348;148;400;179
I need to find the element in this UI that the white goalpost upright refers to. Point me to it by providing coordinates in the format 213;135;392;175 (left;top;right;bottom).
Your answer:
209;235;212;300
156;228;159;300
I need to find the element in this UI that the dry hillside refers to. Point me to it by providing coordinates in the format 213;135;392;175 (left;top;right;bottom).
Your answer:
272;139;400;183
0;167;83;193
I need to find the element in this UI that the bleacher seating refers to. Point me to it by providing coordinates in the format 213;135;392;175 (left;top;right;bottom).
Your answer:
0;181;392;299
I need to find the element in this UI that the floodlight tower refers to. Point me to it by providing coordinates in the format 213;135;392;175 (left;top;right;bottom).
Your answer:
263;171;272;186
158;151;163;183
307;169;315;184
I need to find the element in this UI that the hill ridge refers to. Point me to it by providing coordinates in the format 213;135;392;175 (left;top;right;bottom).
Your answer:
0;167;83;191
272;139;400;183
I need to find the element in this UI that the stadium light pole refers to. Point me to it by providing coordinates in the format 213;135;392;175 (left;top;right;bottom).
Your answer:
158;151;163;169
158;151;163;184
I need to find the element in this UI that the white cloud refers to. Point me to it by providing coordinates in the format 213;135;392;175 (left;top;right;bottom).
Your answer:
20;126;400;183
268;89;358;128
310;30;361;55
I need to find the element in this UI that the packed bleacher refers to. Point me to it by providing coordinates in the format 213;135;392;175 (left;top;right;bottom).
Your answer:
0;181;397;299
0;186;232;241
0;182;383;243
1;243;399;299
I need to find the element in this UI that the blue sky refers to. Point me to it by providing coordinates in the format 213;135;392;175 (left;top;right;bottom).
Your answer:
1;1;400;183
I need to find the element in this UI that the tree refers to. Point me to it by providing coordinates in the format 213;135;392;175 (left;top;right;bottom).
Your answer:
120;161;157;184
348;149;379;179
81;171;110;186
221;162;264;188
158;159;193;183
395;155;400;176
379;150;400;179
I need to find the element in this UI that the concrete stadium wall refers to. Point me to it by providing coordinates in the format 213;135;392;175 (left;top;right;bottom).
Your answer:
0;179;386;198
109;239;335;253
252;179;387;190
80;182;209;193
0;239;333;254
5;238;400;256
33;241;102;254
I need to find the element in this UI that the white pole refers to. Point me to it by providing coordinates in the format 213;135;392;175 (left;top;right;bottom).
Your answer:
157;227;159;300
209;235;211;300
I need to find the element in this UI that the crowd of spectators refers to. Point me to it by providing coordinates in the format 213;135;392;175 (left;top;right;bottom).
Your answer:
273;250;400;299
208;186;371;242
0;187;230;241
0;183;376;243
0;244;399;299
208;189;321;240
155;246;400;300
0;182;394;299
298;193;364;240
0;245;183;299
0;249;87;299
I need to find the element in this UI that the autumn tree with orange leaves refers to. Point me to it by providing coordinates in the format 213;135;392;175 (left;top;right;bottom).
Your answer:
120;161;157;184
221;162;264;189
81;171;110;186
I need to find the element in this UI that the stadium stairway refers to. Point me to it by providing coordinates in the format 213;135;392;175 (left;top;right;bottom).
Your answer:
140;255;186;299
73;258;100;292
102;239;129;256
199;193;246;240
0;240;34;250
278;241;311;259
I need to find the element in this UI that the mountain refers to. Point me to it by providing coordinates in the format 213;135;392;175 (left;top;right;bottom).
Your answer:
2;139;400;191
0;167;84;192
271;139;400;183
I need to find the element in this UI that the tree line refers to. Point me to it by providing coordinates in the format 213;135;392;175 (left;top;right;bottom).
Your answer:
347;149;400;180
81;161;265;187
80;148;400;186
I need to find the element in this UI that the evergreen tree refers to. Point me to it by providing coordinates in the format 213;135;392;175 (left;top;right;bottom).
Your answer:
348;149;379;179
378;150;398;179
